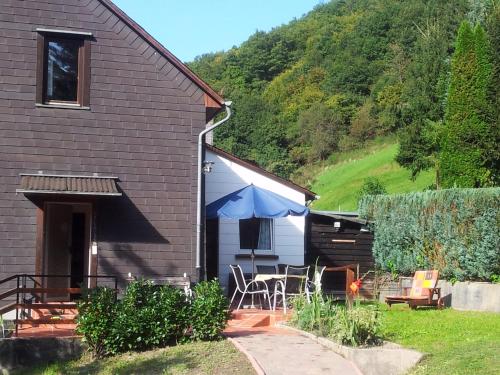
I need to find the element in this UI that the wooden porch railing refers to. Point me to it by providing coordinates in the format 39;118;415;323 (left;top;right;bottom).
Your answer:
0;274;117;336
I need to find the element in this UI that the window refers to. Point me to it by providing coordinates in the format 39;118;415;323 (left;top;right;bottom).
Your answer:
239;218;273;251
46;38;80;102
36;30;91;107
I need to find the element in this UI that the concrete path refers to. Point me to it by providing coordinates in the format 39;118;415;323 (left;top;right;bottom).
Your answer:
232;331;362;375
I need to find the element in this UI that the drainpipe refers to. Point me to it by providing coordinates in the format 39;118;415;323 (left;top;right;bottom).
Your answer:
196;101;232;280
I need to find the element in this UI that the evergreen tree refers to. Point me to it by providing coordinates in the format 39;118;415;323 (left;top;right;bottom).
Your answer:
396;22;451;182
485;1;500;185
439;21;495;187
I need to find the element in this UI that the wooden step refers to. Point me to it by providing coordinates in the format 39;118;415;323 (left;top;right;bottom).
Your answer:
19;287;82;294
15;318;76;325
22;302;78;310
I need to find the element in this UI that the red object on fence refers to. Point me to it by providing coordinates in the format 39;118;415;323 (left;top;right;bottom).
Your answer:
350;279;362;295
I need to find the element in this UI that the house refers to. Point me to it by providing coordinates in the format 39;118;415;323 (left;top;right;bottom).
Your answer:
0;0;227;298
204;145;317;290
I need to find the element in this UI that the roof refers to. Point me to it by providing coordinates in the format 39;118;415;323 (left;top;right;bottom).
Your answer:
17;174;122;196
206;144;317;200
310;210;370;225
99;0;224;110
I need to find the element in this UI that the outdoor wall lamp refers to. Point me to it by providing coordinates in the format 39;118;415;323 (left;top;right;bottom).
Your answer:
202;160;214;174
333;221;341;232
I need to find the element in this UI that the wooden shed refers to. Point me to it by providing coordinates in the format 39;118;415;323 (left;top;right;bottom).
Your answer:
306;211;375;299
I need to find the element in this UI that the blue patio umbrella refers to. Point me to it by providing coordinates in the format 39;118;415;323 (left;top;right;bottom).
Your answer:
206;184;309;220
206;184;309;307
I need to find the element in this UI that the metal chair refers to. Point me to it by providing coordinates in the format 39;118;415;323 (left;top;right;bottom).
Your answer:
256;265;277;274
273;265;310;313
229;265;272;310
277;263;287;274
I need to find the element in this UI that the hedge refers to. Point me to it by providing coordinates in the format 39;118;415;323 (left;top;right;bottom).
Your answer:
358;188;500;281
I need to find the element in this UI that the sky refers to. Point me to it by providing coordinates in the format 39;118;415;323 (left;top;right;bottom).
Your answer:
113;0;322;62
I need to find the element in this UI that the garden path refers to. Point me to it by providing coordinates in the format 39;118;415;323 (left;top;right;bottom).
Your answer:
225;310;361;375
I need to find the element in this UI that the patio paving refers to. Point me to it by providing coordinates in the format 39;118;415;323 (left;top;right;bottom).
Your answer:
225;309;362;375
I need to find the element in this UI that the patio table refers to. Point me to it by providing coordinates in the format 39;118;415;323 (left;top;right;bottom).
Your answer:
254;274;286;282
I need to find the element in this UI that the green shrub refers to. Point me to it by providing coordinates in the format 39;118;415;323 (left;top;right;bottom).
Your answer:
77;281;191;357
332;305;381;347
356;176;387;202
359;188;500;281
291;293;381;347
76;287;117;358
107;280;190;354
190;280;229;341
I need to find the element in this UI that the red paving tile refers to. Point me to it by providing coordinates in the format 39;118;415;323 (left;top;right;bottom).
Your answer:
16;324;78;338
224;308;295;337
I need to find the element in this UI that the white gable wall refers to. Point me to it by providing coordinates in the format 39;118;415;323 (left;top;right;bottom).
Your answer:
205;149;306;290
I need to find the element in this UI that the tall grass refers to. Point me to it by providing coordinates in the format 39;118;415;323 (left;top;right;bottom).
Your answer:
291;292;381;347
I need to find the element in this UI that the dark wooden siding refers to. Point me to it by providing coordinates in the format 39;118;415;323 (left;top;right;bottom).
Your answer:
306;214;375;298
0;0;209;291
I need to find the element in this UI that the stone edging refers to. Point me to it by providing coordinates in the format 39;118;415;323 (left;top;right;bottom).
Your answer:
277;324;424;375
227;337;266;375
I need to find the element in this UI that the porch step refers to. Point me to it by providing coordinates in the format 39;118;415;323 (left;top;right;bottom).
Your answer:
229;314;270;328
21;302;78;310
228;309;291;328
15;318;76;325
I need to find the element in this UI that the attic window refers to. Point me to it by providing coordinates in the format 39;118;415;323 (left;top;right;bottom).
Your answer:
36;30;91;108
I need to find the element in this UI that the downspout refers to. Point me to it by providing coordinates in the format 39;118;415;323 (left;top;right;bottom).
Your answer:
196;101;232;279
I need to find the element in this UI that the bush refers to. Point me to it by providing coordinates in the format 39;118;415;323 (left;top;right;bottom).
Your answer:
107;280;190;354
190;280;229;341
291;293;381;347
77;280;229;357
359;188;500;281
76;287;117;358
356;177;387;202
333;305;380;346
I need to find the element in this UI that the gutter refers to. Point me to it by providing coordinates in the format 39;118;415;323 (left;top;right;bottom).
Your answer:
196;101;232;279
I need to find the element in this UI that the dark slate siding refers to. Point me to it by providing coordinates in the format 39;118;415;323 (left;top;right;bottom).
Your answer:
0;0;207;288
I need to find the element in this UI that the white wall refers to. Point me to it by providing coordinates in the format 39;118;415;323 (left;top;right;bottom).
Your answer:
205;149;306;289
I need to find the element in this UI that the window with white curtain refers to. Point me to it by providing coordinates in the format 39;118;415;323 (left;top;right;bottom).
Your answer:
239;218;273;251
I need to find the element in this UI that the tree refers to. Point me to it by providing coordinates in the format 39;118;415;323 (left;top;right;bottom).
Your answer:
439;22;495;187
356;177;387;204
485;1;500;185
396;19;459;180
296;103;344;162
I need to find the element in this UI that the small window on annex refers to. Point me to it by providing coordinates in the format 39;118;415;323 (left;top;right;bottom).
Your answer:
239;218;273;251
36;30;91;107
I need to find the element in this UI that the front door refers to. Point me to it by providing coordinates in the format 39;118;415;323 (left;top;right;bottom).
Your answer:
44;203;92;300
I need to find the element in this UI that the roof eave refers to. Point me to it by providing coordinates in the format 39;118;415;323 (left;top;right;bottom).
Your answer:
98;0;225;107
206;144;317;200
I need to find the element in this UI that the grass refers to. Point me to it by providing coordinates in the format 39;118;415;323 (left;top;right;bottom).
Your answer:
380;304;500;375
18;340;255;375
308;139;435;211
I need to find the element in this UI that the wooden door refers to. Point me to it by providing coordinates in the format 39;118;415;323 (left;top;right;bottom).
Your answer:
45;203;73;300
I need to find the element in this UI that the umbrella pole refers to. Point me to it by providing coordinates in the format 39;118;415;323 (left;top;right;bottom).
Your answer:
251;248;255;309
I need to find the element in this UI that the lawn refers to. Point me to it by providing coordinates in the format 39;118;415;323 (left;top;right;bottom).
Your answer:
310;140;434;211
380;304;500;375
18;340;255;375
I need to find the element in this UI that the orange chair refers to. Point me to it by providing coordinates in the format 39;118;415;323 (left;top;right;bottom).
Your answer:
385;270;443;309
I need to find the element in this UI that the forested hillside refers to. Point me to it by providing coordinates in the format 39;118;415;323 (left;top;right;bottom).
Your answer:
190;0;498;195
